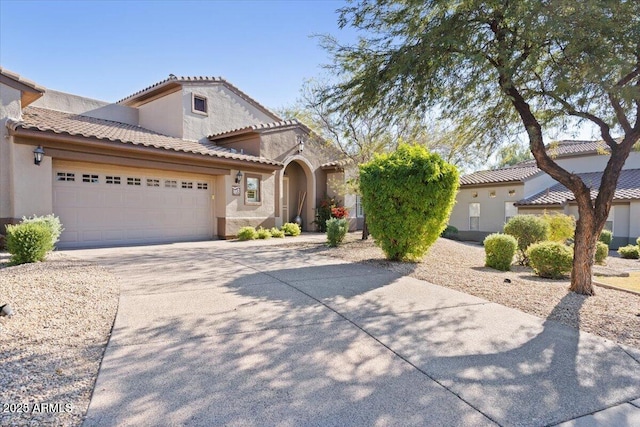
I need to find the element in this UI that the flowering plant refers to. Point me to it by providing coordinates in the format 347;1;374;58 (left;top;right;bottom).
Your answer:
331;206;349;219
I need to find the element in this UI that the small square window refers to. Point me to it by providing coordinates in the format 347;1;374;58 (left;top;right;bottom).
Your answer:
147;179;160;187
127;177;141;186
192;94;207;115
56;172;75;182
181;181;193;189
82;174;99;183
165;180;177;188
106;176;121;185
197;182;208;190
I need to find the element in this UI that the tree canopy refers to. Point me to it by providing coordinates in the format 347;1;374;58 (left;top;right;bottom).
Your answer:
320;0;640;294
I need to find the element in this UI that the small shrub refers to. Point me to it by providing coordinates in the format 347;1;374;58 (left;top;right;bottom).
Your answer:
527;241;574;279
618;245;640;259
359;143;459;261
270;227;285;238
281;222;301;236
483;233;517;271
326;218;349;247
6;222;53;265
21;214;64;248
594;241;609;265
237;226;258;241
541;212;575;243
599;230;613;247
441;225;458;239
256;227;272;239
504;215;550;265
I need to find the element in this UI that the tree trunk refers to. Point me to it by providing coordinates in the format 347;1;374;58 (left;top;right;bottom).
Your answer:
570;210;600;296
361;214;369;240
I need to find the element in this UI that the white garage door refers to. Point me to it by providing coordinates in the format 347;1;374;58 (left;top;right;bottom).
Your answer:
53;161;215;248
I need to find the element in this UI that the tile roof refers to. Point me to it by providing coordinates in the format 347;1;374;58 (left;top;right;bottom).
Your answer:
0;66;46;93
117;75;281;121
460;164;542;185
7;107;282;166
515;169;640;206
321;158;352;169
208;119;310;140
460;139;621;185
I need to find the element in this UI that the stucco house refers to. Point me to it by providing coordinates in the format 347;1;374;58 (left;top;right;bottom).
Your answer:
449;140;640;248
0;67;359;248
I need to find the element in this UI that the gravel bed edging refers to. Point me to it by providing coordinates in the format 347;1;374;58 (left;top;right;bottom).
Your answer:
0;252;119;427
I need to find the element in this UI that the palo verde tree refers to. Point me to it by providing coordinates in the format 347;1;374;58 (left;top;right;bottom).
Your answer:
321;0;640;295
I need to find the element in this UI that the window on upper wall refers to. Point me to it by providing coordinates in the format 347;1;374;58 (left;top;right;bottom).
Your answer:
469;202;480;231
245;175;261;204
192;93;208;115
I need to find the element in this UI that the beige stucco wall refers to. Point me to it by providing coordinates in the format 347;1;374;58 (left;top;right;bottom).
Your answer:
554;151;640;173
138;90;183;138
32;90;138;125
222;170;276;236
11;143;53;218
449;184;525;232
0;83;22;221
181;83;278;143
630;202;640;241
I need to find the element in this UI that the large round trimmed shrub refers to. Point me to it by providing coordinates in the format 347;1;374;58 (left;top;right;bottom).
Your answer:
541;212;575;243
594;241;609;265
527;241;573;279
504;215;550;265
484;233;517;271
6;222;53;265
359;144;459;261
618;245;639;259
599;230;613;247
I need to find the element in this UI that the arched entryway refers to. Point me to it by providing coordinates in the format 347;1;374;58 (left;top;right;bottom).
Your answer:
281;156;315;231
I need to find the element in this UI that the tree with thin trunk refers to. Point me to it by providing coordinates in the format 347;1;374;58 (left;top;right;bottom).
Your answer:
320;0;640;295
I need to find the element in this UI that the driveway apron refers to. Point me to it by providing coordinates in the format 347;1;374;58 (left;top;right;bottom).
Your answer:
72;239;640;427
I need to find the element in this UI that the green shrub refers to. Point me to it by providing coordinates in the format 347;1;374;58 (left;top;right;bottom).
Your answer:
314;194;338;232
270;227;285;238
256;227;272;239
237;226;258;241
441;225;459;239
326;218;349;247
281;222;301;236
483;233;517;271
6;222;53;265
541;212;575;243
359;144;459;261
594;241;609;265
527;241;574;279
618;245;640;259
599;229;613;247
504;215;550;265
21;214;64;248
636;236;640;246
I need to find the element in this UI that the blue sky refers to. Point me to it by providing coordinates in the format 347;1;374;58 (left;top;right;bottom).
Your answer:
0;0;354;110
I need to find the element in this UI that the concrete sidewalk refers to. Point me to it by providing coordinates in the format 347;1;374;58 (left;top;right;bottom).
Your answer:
71;238;640;426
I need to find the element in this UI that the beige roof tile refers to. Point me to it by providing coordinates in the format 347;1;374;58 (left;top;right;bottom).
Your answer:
208;119;310;140
460;165;542;185
7;107;282;166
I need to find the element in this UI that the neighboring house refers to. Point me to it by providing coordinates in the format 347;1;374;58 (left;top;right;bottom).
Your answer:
0;67;357;248
449;140;640;248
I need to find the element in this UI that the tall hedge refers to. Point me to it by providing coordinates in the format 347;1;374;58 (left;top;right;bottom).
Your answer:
359;144;459;261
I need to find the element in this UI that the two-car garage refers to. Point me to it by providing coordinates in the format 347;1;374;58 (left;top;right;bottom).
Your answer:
52;160;215;248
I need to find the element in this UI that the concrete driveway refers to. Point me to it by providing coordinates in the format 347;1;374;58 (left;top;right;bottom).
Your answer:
71;238;640;426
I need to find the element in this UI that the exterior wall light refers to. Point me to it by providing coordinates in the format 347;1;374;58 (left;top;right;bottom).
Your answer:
297;135;304;153
235;170;243;184
33;146;45;165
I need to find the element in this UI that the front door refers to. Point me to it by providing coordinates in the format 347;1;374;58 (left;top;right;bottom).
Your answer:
282;177;289;223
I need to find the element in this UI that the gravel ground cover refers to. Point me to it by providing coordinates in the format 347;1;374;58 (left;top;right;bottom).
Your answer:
0;252;119;427
282;234;640;350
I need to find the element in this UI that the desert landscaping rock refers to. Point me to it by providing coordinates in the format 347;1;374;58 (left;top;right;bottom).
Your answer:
0;252;119;427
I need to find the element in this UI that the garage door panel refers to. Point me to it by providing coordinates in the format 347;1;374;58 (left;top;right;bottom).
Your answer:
53;162;214;247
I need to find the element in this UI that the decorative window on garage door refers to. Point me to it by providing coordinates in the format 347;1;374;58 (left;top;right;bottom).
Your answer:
56;172;75;182
197;182;208;190
106;176;121;184
82;174;99;183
